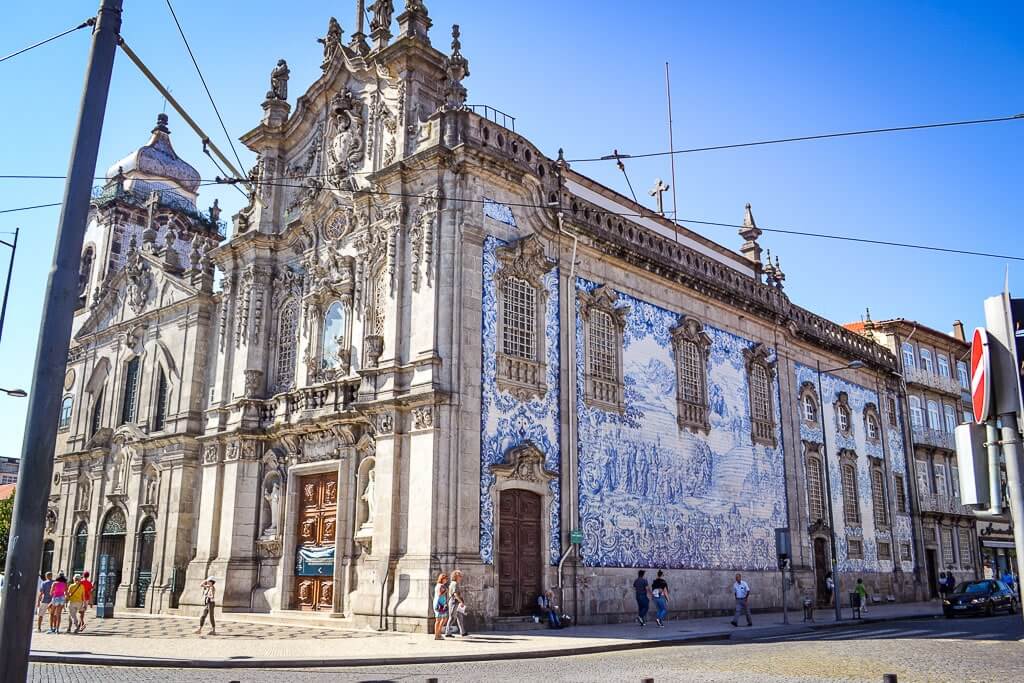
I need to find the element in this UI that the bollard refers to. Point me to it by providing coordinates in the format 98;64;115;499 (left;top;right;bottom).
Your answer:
882;675;897;683
427;678;439;683
642;679;655;683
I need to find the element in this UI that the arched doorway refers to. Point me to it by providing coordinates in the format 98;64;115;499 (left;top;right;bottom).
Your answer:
97;508;127;606
71;523;88;576
133;518;156;607
498;489;542;615
813;537;830;605
40;540;55;576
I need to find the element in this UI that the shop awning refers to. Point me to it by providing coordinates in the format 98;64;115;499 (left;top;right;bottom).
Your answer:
981;540;1016;549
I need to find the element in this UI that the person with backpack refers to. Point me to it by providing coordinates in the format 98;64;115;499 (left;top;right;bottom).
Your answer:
651;570;670;628
633;570;651;627
36;572;53;633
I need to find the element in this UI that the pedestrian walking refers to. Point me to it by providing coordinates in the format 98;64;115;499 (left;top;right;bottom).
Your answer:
651;570;670;627
938;572;948;599
730;573;752;627
445;569;469;637
65;574;86;633
432;573;449;640
49;573;68;634
633;570;651;627
78;571;93;632
824;571;835;606
36;572;53;633
195;577;217;635
855;578;868;614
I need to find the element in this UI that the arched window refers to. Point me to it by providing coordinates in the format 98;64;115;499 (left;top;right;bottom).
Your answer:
837;404;851;433
41;539;55;575
909;396;923;427
920;348;933;373
802;393;817;422
102;507;127;535
90;387;104;437
943;404;957;433
79;247;94;299
744;344;777;446
275;299;299;391
927;400;941;430
937;354;950;378
841;462;860;524
871;465;888;527
71;523;88;575
120;356;140;425
806;456;826;522
321;301;347;370
671;315;710;431
502;276;537;361
58;396;74;431
866;414;879;440
901;342;916;370
153;368;168;431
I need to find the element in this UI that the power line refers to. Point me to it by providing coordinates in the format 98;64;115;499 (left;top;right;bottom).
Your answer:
163;0;248;176
567;113;1024;163
0;18;94;64
0;202;62;215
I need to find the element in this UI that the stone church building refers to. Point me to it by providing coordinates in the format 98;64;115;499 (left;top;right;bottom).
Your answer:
44;2;947;630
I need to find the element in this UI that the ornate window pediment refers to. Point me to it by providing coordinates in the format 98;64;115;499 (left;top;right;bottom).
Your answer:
834;392;852;435
580;285;628;413
490;442;557;484
863;402;881;442
671;315;711;433
743;343;777;447
798;381;819;425
494;235;553;401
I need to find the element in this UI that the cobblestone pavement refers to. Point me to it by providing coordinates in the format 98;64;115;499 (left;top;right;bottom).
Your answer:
28;615;1024;682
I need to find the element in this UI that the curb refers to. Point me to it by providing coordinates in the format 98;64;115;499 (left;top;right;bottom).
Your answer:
28;610;943;669
29;632;731;669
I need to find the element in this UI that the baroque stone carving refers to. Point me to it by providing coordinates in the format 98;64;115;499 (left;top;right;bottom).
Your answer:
363;335;384;368
318;17;343;70
267;59;289;101
410;189;441;291
203;444;220;464
124;244;152;315
327;90;365;190
299;430;342;462
490;442;555;484
376;411;394;434
244;369;264;398
287;125;324;212
411;406;434;430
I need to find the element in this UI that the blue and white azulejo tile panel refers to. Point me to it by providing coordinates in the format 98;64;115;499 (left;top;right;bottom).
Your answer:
575;279;788;570
479;235;561;565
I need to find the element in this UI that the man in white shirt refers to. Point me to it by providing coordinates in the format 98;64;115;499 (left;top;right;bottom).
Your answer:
730;573;752;627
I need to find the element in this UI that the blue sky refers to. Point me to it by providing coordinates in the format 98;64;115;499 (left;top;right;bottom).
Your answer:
0;1;1021;457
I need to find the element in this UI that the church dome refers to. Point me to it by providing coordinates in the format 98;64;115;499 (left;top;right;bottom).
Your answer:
106;113;201;195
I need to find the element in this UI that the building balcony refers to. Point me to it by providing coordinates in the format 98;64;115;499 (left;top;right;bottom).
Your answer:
918;492;973;517
903;366;964;396
911;425;955;450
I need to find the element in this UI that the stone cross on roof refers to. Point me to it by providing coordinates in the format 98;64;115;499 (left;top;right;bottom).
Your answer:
649;178;670;216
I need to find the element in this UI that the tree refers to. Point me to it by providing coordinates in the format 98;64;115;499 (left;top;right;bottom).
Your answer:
0;489;13;569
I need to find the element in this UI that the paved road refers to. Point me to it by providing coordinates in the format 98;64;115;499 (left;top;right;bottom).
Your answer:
29;615;1024;682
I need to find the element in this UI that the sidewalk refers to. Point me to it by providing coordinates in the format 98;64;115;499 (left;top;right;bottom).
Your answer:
28;600;942;669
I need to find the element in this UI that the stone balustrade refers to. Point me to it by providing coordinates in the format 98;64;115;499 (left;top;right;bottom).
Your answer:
918;491;973;516
256;378;360;429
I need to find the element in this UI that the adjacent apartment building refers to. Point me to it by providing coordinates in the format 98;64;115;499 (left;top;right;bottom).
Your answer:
846;315;979;595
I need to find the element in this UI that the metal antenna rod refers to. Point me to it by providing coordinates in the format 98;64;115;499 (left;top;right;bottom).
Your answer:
0;2;123;680
0;227;18;344
665;62;679;242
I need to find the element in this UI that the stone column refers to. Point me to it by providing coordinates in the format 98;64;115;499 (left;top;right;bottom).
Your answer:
209;438;262;609
183;442;224;610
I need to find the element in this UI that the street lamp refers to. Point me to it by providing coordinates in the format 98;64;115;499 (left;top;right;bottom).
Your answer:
816;358;865;622
0;388;27;398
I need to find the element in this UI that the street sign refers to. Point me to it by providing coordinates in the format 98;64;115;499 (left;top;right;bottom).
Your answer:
971;327;992;423
570;529;583;545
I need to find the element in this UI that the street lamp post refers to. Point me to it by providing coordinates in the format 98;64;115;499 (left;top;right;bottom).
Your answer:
816;358;865;622
0;388;28;398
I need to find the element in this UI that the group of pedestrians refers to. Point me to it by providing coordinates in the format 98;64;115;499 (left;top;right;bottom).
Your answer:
631;570;755;628
36;570;93;634
432;569;469;640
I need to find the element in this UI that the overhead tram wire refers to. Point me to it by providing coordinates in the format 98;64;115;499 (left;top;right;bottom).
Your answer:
164;0;248;178
0;202;63;215
567;113;1024;163
0;18;95;64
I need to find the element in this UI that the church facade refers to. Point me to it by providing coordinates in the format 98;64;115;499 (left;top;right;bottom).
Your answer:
44;1;937;631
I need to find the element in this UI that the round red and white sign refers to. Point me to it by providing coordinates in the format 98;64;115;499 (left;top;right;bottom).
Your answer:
971;327;992;424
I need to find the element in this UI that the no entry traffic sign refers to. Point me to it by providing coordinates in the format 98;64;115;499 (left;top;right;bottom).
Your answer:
971;327;992;423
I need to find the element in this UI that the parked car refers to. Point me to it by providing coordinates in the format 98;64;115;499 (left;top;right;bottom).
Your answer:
943;580;1018;618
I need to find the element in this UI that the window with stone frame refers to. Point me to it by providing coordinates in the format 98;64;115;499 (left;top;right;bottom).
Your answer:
744;344;777;447
958;527;972;568
847;538;864;560
120;356;140;425
920;348;934;373
805;449;827;524
90;387;104;437
878;541;892;561
894;473;907;513
153;368;168;431
902;342;916;370
941;527;955;567
927;400;941;430
864;403;881;442
870;461;888;528
900;542;912;562
834;392;853;435
956;361;969;390
937;353;950;378
320;300;351;375
840;453;860;525
943;404;957;434
275;298;300;392
909;396;923;427
494;235;553;401
58;396;73;431
799;382;819;424
671;316;712;432
580;285;628;413
886;395;898;427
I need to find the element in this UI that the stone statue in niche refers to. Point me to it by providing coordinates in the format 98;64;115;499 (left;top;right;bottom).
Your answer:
76;479;91;511
262;478;282;537
360;468;376;528
267;59;289;101
143;471;158;506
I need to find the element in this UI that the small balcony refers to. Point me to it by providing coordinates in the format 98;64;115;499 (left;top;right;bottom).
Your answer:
918;492;973;517
903;366;963;396
911;425;955;450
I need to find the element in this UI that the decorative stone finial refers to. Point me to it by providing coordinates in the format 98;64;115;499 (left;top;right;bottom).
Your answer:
738;202;763;274
163;230;181;271
773;255;785;290
209;198;221;225
112;166;126;197
762;248;776;285
442;24;470;111
153;113;170;135
397;0;431;42
266;59;289;101
350;0;370;55
189;233;202;270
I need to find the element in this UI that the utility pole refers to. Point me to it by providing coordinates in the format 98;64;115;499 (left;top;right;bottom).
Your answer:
0;1;122;680
0;227;17;344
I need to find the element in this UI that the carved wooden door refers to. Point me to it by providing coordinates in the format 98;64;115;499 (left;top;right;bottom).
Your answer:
498;489;542;615
294;472;338;611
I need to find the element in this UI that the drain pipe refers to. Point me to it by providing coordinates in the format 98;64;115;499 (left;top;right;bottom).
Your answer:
377;563;391;631
552;149;580;624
